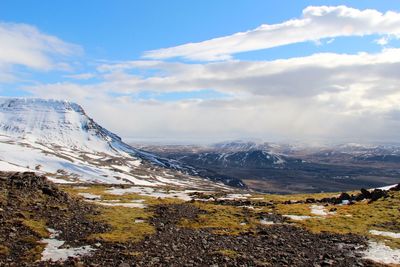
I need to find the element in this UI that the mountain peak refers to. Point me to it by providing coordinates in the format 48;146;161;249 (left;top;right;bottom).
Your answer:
0;97;84;113
0;97;240;188
0;97;119;151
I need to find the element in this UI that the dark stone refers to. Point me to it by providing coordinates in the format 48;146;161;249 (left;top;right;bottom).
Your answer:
390;184;400;191
306;198;316;203
338;193;351;201
369;189;388;202
360;188;371;198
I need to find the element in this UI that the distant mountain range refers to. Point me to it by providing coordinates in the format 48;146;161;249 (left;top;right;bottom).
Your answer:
138;141;400;194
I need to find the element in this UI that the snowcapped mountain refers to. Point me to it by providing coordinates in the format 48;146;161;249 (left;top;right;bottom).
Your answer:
0;98;232;189
212;141;275;153
142;140;302;170
177;150;293;168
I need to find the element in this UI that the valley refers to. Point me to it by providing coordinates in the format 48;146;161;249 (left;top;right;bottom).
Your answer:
137;141;400;194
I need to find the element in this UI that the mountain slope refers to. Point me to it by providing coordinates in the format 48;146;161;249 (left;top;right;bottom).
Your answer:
0;98;241;188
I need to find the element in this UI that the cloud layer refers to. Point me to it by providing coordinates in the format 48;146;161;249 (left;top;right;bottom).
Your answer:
24;48;400;143
144;5;400;61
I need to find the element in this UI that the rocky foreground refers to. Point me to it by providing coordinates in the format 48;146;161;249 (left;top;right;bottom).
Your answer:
0;172;399;266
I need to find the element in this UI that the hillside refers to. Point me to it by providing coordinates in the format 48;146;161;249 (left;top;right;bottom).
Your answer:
0;98;243;188
1;172;399;266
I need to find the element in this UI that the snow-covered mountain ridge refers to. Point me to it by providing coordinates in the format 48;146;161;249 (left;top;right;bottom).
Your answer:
0;98;232;189
0;98;121;151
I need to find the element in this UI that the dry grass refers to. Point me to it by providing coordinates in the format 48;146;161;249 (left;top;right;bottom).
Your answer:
23;243;46;262
270;191;400;248
180;202;261;235
88;206;154;243
61;185;400;248
22;219;49;238
212;249;238;258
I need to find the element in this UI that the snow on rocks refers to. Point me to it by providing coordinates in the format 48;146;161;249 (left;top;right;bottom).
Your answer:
369;230;400;239
106;186;209;201
362;241;400;264
375;184;399;191
259;219;275;225
310;205;335;216
217;193;251;200
283;205;336;222
41;228;95;262
283;215;312;221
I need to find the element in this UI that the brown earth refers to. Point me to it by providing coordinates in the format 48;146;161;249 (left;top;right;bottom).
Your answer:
0;172;387;267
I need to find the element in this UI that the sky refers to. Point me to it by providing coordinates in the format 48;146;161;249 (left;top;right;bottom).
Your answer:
1;1;400;144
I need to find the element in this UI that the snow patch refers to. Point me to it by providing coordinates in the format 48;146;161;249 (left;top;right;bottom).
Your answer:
106;186;207;201
283;215;312;221
41;228;95;262
0;160;31;172
310;205;335;216
376;184;398;191
369;230;400;239
362;241;400;264
260;219;275;225
218;193;251;200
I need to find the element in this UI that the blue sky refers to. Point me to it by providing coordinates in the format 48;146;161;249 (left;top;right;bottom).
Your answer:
1;0;398;61
1;1;400;143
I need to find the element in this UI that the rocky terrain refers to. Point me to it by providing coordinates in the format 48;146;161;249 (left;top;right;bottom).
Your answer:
1;171;400;266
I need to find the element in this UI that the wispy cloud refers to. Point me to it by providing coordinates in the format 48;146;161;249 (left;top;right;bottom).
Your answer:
0;22;81;81
144;6;400;61
64;73;95;80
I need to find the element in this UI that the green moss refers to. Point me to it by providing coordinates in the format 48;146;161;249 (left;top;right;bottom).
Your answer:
61;183;400;249
180;202;259;235
274;203;314;216
88;206;154;243
212;249;238;258
23;243;46;262
22;219;49;238
273;192;400;249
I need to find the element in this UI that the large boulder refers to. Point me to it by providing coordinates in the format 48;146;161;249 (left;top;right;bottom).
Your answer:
369;189;388;202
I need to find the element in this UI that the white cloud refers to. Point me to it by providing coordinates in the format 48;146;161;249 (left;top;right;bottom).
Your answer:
0;22;81;81
24;48;400;143
64;73;95;80
375;36;389;46
144;5;400;61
